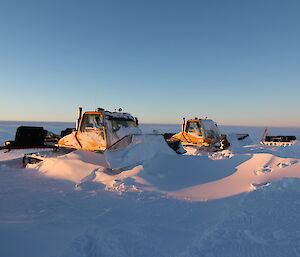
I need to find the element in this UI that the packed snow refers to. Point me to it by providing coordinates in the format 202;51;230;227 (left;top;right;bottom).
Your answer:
0;121;300;257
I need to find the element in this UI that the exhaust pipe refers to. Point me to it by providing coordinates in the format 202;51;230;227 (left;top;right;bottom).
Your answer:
76;107;82;130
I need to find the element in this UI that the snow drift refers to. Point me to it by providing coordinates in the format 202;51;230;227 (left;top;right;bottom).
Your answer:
1;122;300;257
26;137;300;202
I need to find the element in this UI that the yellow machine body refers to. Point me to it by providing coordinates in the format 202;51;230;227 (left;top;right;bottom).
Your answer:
58;109;140;151
172;118;221;148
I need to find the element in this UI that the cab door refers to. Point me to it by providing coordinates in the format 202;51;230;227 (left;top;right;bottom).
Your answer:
78;113;107;150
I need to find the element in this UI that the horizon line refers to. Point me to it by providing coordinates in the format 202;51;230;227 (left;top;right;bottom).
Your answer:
0;119;299;128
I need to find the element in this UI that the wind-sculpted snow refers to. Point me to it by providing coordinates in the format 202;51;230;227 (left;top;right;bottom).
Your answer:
0;122;300;257
24;141;300;201
180;179;300;257
140;154;249;191
104;134;175;169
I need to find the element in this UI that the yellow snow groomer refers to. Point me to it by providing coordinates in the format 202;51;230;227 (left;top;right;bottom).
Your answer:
172;118;230;150
58;108;141;151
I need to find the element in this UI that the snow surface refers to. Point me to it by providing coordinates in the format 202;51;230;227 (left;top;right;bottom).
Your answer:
1;121;300;257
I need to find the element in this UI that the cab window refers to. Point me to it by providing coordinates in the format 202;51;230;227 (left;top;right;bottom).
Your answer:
110;119;137;132
186;121;202;137
81;114;104;132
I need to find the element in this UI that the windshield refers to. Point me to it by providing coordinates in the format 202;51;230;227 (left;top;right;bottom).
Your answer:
205;129;220;139
201;120;220;139
110;119;137;132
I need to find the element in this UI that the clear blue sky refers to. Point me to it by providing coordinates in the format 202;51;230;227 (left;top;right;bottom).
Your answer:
0;0;299;126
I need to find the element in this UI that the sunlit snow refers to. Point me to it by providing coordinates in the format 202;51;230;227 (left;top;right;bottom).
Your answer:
0;121;300;257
